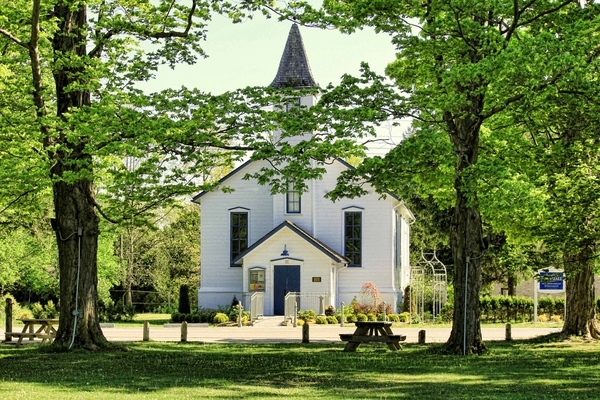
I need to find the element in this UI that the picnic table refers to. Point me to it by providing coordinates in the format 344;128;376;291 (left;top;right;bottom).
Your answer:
340;321;406;352
5;318;59;347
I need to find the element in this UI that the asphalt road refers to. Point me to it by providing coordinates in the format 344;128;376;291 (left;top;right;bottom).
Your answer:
101;317;561;345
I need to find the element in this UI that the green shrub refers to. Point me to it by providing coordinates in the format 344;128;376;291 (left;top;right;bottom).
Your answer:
398;312;410;323
198;308;218;323
17;308;33;319
347;314;357;323
537;314;548;322
356;313;368;322
325;305;336;316
296;319;305;326
551;315;562;323
298;309;317;322
213;313;229;324
178;285;191;314
45;300;58;318
170;312;183;323
387;314;400;322
367;313;377;321
326;316;338;324
423;311;433;322
411;314;421;324
31;302;47;319
315;316;328;324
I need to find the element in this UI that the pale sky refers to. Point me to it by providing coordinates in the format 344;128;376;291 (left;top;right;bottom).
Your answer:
139;13;409;155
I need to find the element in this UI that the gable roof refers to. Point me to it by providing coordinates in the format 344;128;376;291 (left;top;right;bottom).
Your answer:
269;24;317;89
191;158;403;204
232;220;349;264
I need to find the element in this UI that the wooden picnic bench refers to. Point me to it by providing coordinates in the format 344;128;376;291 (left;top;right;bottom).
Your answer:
5;318;59;347
340;321;406;352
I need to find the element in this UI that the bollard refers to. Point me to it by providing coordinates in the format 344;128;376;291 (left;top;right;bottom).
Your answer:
319;296;325;316
382;301;386;322
340;302;345;327
505;323;512;341
4;298;12;342
143;321;150;342
293;302;298;328
181;321;188;342
302;322;309;343
418;330;426;344
238;304;243;328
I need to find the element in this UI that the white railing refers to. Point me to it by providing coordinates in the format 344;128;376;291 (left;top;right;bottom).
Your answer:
242;292;264;321
284;292;331;322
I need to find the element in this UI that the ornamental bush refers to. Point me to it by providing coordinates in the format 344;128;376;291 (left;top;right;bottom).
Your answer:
398;312;410;323
315;316;328;324
213;313;229;324
356;313;368;322
387;314;400;322
326;316;338;324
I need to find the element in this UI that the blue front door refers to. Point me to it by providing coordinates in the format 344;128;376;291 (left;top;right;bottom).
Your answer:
273;265;300;315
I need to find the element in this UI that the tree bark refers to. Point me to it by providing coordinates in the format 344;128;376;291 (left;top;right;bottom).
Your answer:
49;3;108;348
562;241;600;339
444;112;486;355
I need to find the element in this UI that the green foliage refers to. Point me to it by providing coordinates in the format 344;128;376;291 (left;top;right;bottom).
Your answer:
213;313;229;324
398;312;410;323
298;309;317;322
356;313;367;322
326;316;338;324
387;314;400;323
315;316;328;324
366;313;377;322
178;285;191;314
100;299;136;322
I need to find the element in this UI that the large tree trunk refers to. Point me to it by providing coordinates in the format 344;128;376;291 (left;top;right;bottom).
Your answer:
444;114;486;355
49;3;108;348
52;178;108;348
562;241;600;339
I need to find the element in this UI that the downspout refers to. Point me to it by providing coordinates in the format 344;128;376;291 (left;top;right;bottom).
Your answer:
335;261;349;309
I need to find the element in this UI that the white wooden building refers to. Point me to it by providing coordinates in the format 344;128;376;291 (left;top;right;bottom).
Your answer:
192;25;413;316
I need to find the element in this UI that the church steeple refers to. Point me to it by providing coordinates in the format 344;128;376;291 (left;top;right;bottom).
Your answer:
270;24;317;89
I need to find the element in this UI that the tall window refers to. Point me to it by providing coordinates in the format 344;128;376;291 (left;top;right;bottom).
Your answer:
345;212;362;267
231;212;248;264
286;183;301;214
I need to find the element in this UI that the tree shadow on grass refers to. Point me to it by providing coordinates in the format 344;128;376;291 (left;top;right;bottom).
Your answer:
0;340;599;399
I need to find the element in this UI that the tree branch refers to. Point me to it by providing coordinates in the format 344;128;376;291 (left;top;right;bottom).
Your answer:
142;0;197;38
0;28;29;49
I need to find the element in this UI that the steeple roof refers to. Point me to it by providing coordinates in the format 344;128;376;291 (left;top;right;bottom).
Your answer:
269;24;317;89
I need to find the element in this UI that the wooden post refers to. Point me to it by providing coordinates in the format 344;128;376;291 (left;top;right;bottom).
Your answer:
28;323;34;341
340;301;345;327
302;323;309;343
143;321;150;342
418;329;426;344
4;298;12;342
181;321;188;342
505;323;512;341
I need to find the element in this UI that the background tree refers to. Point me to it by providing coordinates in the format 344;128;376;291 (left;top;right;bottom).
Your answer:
0;0;369;348
285;0;597;353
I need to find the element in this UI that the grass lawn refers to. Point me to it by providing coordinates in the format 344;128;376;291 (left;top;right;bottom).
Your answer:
1;338;599;399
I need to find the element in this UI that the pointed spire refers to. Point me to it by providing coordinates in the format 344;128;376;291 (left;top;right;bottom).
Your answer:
269;24;317;89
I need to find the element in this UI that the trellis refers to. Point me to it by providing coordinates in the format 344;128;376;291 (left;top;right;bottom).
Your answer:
410;251;448;322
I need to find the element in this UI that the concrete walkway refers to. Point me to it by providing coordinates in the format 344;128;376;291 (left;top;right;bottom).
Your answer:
101;317;561;345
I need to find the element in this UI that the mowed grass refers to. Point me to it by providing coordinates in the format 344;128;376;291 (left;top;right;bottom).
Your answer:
1;338;599;399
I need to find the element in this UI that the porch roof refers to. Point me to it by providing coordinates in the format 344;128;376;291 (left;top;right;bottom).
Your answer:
232;220;349;265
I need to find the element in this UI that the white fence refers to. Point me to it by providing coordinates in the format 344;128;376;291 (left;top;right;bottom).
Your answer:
284;292;331;322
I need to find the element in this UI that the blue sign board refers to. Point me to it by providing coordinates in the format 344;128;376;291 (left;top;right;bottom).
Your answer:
539;271;564;291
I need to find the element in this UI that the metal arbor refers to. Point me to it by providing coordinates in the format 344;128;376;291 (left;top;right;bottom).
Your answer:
409;251;448;322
